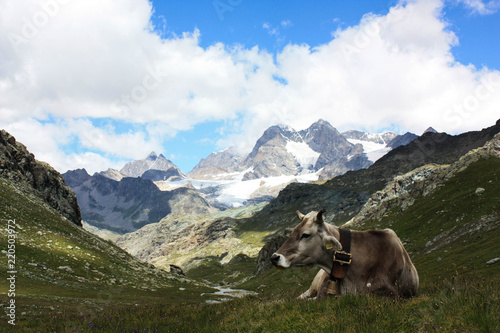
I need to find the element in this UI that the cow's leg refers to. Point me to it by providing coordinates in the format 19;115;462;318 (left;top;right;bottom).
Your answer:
297;269;329;300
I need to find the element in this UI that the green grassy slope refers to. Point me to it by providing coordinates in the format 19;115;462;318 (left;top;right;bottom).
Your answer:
0;178;220;329
361;157;500;283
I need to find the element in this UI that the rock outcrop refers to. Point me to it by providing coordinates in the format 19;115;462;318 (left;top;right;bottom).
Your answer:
115;204;268;272
0;130;82;226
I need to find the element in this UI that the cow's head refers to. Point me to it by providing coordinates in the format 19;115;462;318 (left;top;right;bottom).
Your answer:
270;210;342;270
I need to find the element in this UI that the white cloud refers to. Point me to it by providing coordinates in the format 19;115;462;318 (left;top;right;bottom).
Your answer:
455;0;500;14
263;22;279;37
0;0;499;174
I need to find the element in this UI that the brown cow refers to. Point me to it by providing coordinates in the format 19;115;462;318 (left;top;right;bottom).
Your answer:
271;210;419;298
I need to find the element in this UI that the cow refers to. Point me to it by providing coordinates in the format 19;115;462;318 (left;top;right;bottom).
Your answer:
271;209;419;299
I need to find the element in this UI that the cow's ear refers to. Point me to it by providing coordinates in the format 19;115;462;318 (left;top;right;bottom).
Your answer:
323;234;342;251
316;209;326;224
296;211;305;221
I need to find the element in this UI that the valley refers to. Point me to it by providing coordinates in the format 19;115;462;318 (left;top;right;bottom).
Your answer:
0;120;499;331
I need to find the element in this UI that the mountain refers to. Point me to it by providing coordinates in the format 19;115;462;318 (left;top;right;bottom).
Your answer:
189;119;378;183
423;126;438;134
386;132;419;149
241;120;375;180
189;119;416;183
98;168;124;181
115;203;268;273
242;124;316;180
62;168;92;188
0;175;190;292
168;119;416;208
346;131;500;227
0;130;82;227
301;119;372;178
63;169;217;233
244;119;500;232
187;147;244;180
120;151;185;180
114;123;500;285
141;167;184;182
342;129;398;145
253;131;500;299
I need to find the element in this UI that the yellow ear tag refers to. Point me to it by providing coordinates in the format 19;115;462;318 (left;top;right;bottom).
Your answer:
325;241;334;250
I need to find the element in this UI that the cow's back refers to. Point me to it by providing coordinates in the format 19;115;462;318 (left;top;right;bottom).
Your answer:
343;228;418;297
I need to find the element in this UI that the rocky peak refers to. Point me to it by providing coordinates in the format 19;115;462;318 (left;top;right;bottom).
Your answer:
423;127;438;134
247;125;302;161
299;120;363;171
386;132;419;149
120;152;181;178
0;130;82;227
188;147;244;180
62;168;91;188
98;168;124;181
299;119;346;153
243;125;306;180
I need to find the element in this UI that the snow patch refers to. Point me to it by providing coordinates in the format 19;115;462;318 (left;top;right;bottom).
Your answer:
159;169;320;208
286;141;320;170
347;139;391;162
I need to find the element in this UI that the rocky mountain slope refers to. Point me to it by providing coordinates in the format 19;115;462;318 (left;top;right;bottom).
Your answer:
62;169;217;233
386;132;419;149
0;177;180;291
0;130;82;227
345;132;500;228
188;147;244;180
115;203;269;275
243;119;500;232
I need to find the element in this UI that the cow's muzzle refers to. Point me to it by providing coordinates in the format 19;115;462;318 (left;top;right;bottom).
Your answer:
270;253;289;269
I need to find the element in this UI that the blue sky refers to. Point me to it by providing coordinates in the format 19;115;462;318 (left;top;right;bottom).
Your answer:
0;0;499;174
150;0;499;68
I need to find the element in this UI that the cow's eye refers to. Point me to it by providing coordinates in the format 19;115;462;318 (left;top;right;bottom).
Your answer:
301;233;310;240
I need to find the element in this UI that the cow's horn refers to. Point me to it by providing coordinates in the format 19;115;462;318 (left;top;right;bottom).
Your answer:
296;211;305;221
317;209;326;223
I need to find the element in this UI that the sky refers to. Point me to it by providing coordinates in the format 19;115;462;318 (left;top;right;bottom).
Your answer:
0;0;499;174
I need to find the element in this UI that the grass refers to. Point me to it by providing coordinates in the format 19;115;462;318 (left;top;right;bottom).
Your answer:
1;157;499;331
6;274;498;332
